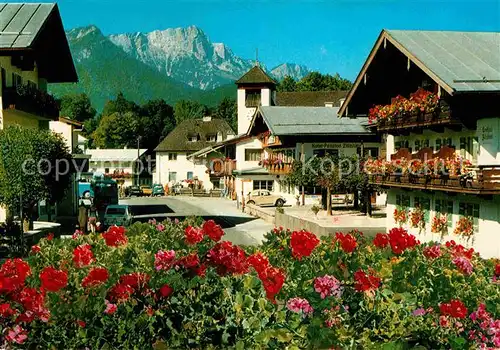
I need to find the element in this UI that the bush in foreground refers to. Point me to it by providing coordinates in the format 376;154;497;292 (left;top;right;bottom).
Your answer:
0;220;499;349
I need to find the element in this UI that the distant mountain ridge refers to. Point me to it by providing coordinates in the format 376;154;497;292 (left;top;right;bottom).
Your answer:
49;25;310;110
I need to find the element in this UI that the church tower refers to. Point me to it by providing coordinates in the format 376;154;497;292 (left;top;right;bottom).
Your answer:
235;65;276;135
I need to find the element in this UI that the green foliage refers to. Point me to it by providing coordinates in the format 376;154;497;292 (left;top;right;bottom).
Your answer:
174;100;209;124
138;99;176;150
278;71;352;92
102;92;140;116
92;112;139;149
215;97;237;131
59;93;96;122
0;126;73;227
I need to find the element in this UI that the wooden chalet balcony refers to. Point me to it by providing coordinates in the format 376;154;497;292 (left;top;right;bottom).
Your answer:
260;132;282;148
367;147;500;194
208;159;236;177
263;162;293;175
3;85;59;119
375;110;460;132
261;149;295;175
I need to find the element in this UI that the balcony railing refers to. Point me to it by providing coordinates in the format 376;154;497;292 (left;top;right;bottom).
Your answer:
263;162;293;175
207;159;236;177
3;85;59;119
376;110;458;131
369;169;500;195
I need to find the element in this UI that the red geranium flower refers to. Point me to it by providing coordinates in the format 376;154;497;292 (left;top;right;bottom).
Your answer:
0;303;16;318
247;252;270;275
202;220;224;242
176;253;200;270
77;320;86;328
5;325;28;344
423;245;442;259
40;267;68;292
159;284;173;298
185;226;204;245
102;226;128;247
258;266;285;302
439;299;468;319
495;263;500;277
73;244;94;268
445;240;474;260
0;259;31;292
354;269;381;292
119;272;150;290
373;233;389;248
31;245;41;254
82;267;109;288
46;233;54;241
107;282;134;302
14;287;49;322
206;241;248;276
387;227;419;255
290;230;320;260
104;300;117;315
335;232;357;253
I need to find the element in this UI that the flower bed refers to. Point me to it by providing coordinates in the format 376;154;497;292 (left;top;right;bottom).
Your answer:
0;220;499;348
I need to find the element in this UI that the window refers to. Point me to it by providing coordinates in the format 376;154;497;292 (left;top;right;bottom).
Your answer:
435;138;442;151
168;153;177;161
187;171;193;180
245;90;261;107
207;134;217;142
1;68;6;89
435;199;454;227
422;139;430;148
414;197;431;223
313;149;339;158
12;73;22;87
415;140;421;152
168;172;177;182
459;202;480;231
396;194;410;208
104;168;110;174
253;180;273;191
188;134;199;142
245;149;262;162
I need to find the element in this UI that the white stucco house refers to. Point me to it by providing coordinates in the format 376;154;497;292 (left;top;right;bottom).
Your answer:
154;116;235;190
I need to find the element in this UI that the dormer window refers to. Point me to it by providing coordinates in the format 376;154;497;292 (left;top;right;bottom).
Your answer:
188;134;199;142
207;134;217;142
245;89;261;107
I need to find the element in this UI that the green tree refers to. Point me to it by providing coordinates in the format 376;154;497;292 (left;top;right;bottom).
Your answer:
0;126;74;231
215;97;237;131
139;99;176;150
82;114;102;148
59;93;97;122
92;112;139;148
102;92;140;116
295;72;353;91
277;75;297;92
174;100;208;124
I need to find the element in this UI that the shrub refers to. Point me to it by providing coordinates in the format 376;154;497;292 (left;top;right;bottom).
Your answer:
0;221;499;349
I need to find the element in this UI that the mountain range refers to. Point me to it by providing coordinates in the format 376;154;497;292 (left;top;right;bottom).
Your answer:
49;25;310;110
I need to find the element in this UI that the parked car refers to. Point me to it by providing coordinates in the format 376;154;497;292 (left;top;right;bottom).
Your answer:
140;185;153;197
104;205;133;228
331;193;354;205
126;185;142;197
246;190;286;207
152;184;165;197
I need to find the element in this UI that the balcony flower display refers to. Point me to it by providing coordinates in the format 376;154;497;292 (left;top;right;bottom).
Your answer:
431;214;448;237
5;84;60;118
410;206;426;232
368;88;439;124
394;207;408;226
454;216;474;242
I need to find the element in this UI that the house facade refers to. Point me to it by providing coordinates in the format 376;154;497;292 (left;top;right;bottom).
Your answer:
339;29;500;258
0;3;78;222
232;65;381;205
154;116;235;189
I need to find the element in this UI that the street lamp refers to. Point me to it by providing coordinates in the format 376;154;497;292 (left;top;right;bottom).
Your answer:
136;136;142;186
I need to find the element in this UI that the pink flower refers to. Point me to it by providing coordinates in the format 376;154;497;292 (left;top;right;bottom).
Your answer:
154;250;176;271
413;308;426;316
423;245;442;259
286;297;313;317
5;325;28;344
313;275;343;299
453;257;474;275
104;300;117;315
156;224;165;232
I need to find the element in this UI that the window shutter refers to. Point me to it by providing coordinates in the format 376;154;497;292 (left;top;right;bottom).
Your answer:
415;140;421;152
435;139;442;151
423;139;429;148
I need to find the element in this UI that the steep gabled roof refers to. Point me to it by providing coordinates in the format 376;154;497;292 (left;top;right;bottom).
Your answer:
257;106;371;136
155;118;235;152
275;91;348;106
235;65;276;85
339;29;500;117
0;3;77;82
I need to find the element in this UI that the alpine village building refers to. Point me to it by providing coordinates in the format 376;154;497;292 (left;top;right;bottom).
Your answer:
339;29;500;258
0;3;78;222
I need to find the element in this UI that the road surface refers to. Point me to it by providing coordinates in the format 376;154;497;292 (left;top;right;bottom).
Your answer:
120;196;274;246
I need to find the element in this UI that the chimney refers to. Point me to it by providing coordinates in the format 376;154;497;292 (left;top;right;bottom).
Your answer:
203;116;212;122
324;102;334;108
339;98;346;107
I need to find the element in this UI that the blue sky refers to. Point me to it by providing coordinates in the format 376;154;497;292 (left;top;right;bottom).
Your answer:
44;0;500;80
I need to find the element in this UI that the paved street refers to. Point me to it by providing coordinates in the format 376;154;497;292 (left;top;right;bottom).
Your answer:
120;196;274;246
